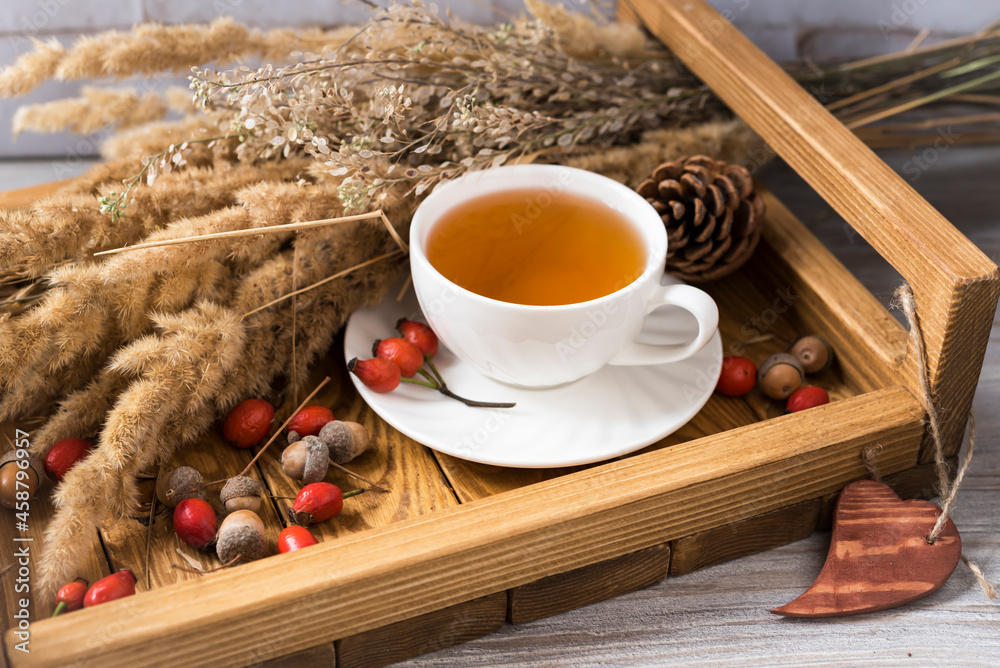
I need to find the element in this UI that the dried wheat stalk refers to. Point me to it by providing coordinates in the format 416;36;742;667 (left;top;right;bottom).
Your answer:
0;18;360;98
13;86;168;136
0;158;312;279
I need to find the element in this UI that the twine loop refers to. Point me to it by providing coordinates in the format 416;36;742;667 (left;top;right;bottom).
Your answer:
894;283;995;599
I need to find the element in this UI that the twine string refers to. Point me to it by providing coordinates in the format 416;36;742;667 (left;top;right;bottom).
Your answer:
895;283;996;600
861;443;884;482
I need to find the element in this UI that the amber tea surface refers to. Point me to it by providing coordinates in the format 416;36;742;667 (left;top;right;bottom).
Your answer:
426;189;646;306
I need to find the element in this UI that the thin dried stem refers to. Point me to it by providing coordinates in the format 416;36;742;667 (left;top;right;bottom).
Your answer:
240;250;404;319
93;210;392;256
328;458;387;492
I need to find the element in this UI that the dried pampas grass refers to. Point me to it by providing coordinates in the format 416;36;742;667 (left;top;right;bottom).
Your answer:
13;86;168;136
0;17;359;98
38;302;246;598
0;158;312;279
0;37;65;97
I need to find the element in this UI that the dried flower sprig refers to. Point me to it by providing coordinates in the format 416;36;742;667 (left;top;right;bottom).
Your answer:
189;2;717;210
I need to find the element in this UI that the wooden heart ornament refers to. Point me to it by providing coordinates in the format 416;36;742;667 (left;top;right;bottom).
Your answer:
772;480;961;618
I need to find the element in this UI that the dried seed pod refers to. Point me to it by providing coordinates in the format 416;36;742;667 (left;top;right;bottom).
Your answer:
216;509;267;565
0;451;44;510
757;353;804;400
280;436;328;484
161;466;206;508
219;475;262;513
319;421;370;464
789;335;833;374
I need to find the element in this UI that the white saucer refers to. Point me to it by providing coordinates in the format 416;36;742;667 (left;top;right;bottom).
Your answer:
344;275;723;468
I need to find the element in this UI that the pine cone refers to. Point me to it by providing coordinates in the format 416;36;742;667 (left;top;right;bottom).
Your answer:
636;155;765;282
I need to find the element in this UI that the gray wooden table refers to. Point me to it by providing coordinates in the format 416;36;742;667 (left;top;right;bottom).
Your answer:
1;145;996;666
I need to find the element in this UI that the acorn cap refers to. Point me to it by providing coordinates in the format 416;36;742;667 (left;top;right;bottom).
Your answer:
757;353;804;400
300;436;329;484
319;421;370;464
164;466;206;507
219;476;262;512
0;450;44;479
216;510;267;565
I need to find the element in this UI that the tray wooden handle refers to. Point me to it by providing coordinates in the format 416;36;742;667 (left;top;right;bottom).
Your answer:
622;0;1000;458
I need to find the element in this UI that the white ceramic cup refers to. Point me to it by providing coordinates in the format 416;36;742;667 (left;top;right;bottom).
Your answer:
409;165;719;388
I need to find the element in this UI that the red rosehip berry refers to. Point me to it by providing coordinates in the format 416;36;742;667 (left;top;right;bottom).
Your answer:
373;337;424;378
84;570;136;608
44;438;94;482
288;482;363;525
173;498;218;550
396;318;439;358
53;578;89;616
347;357;401;393
223;398;275;448
716;356;757;397
286;405;335;437
277;525;319;553
786;385;830;413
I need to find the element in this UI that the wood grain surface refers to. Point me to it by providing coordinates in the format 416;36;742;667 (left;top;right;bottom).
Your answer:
258;643;335;668
507;544;670;624
670;498;821;576
337;592;506;668
772;481;961;617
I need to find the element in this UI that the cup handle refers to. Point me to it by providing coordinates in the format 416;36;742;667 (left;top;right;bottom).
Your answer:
607;284;719;366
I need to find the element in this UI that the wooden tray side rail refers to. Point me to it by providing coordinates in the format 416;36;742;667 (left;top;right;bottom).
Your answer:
622;0;1000;461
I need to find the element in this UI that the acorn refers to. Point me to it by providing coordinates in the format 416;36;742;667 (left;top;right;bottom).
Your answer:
789;335;833;374
319;421;370;464
757;353;805;400
0;451;44;510
160;466;206;508
219;476;262;513
281;437;329;484
216;509;267;565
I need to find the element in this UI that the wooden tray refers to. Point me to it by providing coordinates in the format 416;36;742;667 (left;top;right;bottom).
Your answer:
3;1;997;666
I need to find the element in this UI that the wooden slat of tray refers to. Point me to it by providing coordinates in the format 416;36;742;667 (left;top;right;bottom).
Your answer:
257;344;461;542
507;543;670;624
10;387;924;667
669;498;821;575
0;426;110;631
337;591;507;668
753;189;909;392
0;179;74;210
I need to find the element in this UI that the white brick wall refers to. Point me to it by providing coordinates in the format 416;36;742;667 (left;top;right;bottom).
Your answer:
0;0;996;158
